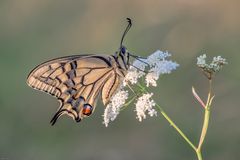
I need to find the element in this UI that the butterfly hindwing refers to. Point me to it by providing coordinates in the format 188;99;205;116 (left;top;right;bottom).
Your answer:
102;71;121;105
27;55;121;125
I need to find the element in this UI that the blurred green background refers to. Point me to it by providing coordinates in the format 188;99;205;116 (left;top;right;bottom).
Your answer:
0;0;239;159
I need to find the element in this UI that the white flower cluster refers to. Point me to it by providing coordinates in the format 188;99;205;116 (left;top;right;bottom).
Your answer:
103;89;128;127
197;54;227;73
211;56;228;72
197;54;207;68
103;50;179;127
124;50;179;87
135;93;157;122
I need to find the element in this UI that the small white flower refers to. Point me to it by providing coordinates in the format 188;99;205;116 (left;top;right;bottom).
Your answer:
123;65;146;86
197;54;227;79
145;52;179;87
103;89;129;127
148;108;158;117
197;54;207;68
147;50;171;66
135;93;157;122
211;56;228;72
124;50;178;87
153;60;179;74
212;56;227;64
145;72;158;87
123;67;145;86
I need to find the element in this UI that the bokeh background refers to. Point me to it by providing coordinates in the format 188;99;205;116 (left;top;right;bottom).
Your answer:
0;0;239;159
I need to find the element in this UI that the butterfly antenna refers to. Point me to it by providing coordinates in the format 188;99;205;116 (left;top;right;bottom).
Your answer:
120;18;132;48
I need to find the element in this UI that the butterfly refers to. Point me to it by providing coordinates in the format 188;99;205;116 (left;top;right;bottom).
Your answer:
27;18;138;125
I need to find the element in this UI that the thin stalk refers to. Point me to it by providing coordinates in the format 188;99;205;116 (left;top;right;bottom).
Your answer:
196;149;203;160
120;95;137;111
156;103;197;151
137;82;197;151
196;80;213;159
137;82;204;158
197;108;210;150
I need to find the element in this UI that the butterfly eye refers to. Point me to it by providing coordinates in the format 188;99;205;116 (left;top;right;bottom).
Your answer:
82;104;93;116
121;47;126;54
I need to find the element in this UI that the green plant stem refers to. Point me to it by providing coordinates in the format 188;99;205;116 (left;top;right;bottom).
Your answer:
120;95;137;111
137;82;209;159
197;108;211;151
196;80;213;159
196;149;203;160
155;103;197;151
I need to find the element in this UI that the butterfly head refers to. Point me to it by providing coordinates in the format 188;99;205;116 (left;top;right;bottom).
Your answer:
115;45;130;67
120;46;127;54
118;45;129;58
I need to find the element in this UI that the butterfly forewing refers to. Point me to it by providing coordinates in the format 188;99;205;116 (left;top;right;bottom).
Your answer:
27;54;124;125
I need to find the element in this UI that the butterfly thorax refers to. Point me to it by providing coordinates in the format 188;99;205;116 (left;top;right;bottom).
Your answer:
111;46;130;75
